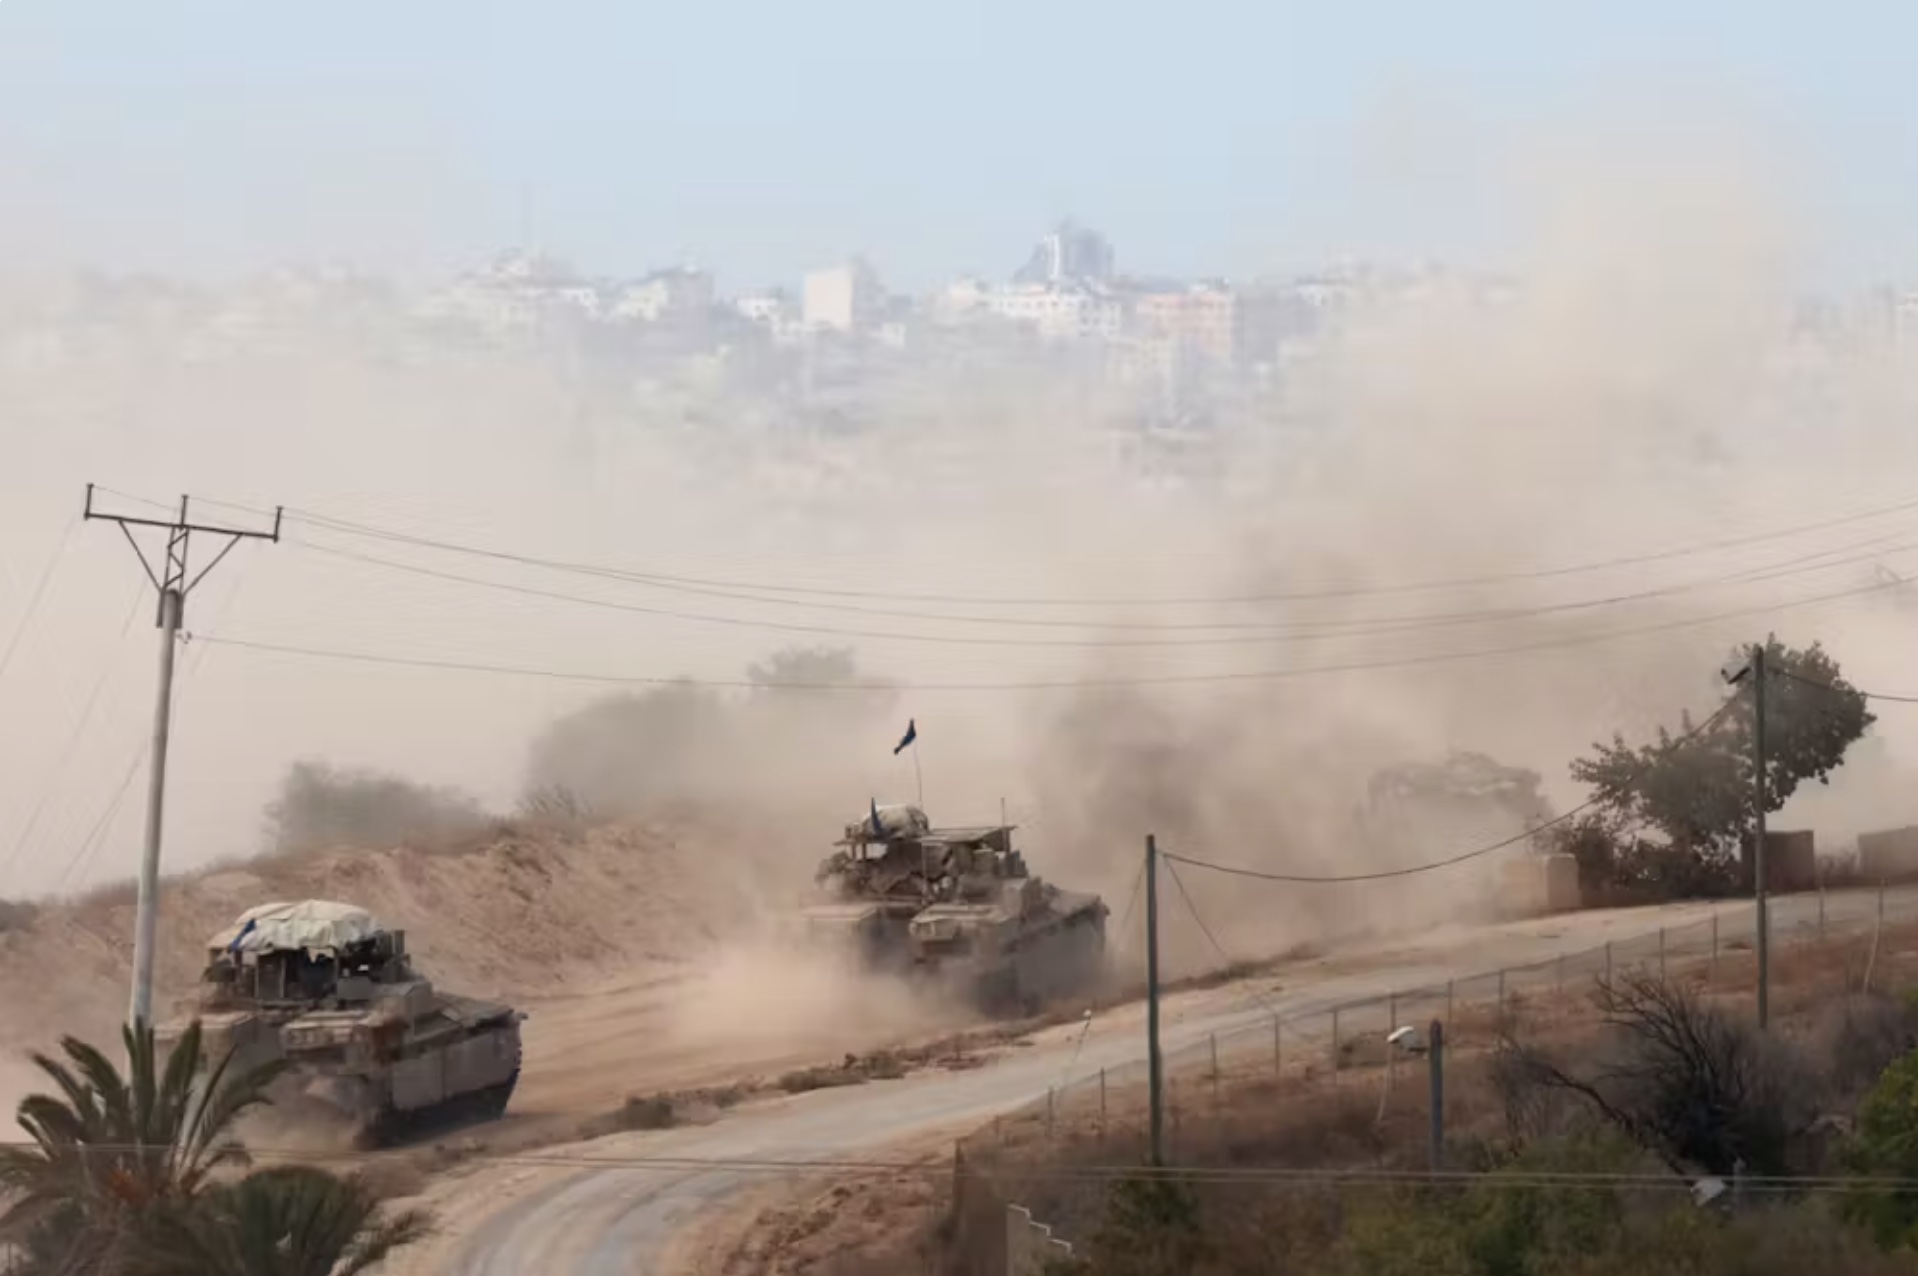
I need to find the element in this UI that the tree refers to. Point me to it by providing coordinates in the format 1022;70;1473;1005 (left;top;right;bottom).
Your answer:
263;760;489;854
1843;1048;1918;1248
132;1165;431;1276
0;1020;286;1272
1496;972;1818;1179
1570;636;1873;862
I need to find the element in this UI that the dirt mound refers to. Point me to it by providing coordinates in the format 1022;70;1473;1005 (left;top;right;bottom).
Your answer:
0;817;744;1054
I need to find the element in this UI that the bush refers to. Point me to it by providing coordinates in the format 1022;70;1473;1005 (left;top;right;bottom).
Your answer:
262;759;491;853
0;898;37;932
1844;1048;1918;1248
1497;972;1818;1178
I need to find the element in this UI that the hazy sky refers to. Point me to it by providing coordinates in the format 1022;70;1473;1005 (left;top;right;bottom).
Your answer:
1;1;1913;290
5;1;1918;905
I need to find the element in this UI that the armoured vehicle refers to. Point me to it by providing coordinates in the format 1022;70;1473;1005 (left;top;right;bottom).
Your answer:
802;803;1108;1014
160;900;525;1148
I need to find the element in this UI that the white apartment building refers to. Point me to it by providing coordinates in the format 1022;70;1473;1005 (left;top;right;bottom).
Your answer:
803;259;887;332
608;267;714;324
982;282;1122;341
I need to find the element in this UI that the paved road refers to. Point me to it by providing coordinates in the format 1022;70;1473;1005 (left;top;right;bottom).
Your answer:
428;885;1918;1276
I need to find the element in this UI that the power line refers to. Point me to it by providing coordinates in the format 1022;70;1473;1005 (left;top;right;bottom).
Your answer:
166;487;1918;609
1771;665;1918;706
290;530;1918;647
54;567;253;895
189;565;1906;691
0;517;76;694
0;584;144;888
1163;699;1736;885
1161;856;1290;1026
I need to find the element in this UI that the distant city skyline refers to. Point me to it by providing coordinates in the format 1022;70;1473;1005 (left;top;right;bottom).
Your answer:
3;3;1917;291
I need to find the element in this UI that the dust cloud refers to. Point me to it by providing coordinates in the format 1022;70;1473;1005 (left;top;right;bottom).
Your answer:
3;109;1918;1077
0;1051;41;1130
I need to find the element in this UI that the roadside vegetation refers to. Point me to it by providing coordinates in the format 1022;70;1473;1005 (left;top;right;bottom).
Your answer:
0;1019;430;1276
938;957;1918;1276
1543;636;1873;905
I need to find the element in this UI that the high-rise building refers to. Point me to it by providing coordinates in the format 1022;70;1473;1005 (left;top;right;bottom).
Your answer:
1014;220;1115;286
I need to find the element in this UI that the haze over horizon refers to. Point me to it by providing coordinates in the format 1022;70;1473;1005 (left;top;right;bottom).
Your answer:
4;3;1918;910
3;2;1918;289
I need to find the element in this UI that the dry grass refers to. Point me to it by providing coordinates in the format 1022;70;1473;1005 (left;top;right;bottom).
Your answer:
727;916;1918;1276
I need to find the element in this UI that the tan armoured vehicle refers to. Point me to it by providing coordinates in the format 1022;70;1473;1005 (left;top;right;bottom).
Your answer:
161;900;525;1147
804;803;1109;1014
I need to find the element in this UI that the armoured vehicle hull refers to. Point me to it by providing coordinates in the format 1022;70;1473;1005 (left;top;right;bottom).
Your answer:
804;804;1108;1016
161;900;525;1149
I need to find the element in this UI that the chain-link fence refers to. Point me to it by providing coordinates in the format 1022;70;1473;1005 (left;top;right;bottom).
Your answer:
945;883;1918;1274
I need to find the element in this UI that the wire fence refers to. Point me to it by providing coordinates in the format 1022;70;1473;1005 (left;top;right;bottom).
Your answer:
948;882;1918;1274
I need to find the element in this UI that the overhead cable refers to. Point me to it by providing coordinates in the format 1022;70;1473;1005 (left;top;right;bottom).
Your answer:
188;569;1913;693
162;486;1918;608
289;531;1918;646
1161;699;1736;885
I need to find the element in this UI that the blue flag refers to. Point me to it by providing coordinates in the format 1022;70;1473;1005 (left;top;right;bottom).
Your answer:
227;917;257;956
870;797;882;836
893;719;917;755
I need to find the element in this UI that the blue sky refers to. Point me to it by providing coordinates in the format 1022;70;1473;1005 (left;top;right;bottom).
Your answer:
0;1;1911;290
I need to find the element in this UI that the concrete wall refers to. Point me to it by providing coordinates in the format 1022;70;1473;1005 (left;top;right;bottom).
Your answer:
1741;830;1817;893
1860;826;1918;883
1006;1204;1075;1276
1500;853;1581;917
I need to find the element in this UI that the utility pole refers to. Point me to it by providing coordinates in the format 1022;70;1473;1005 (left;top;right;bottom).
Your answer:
1428;1019;1445;1171
1753;642;1770;1030
1145;834;1164;1166
83;487;280;1029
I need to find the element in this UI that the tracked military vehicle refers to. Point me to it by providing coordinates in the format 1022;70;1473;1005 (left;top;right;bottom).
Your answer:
160;900;525;1148
803;803;1108;1015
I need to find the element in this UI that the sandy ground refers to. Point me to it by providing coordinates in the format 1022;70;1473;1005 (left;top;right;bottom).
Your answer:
384;885;1915;1276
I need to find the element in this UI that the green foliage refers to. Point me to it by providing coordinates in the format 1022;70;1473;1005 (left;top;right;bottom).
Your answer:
1570;636;1872;861
1059;1136;1916;1275
1059;1175;1209;1276
1844;1049;1918;1248
132;1164;431;1276
0;1023;429;1276
263;759;490;853
0;1019;287;1273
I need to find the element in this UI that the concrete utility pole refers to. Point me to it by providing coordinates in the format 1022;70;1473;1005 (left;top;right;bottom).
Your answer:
83;487;280;1029
1145;834;1164;1166
1753;642;1770;1029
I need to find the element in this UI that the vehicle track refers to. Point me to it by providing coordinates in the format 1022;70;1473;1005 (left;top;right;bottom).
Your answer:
412;887;1907;1276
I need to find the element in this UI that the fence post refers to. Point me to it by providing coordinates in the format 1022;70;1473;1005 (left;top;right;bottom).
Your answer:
1659;927;1667;979
1819;882;1827;936
1273;1018;1282;1080
1446;979;1455;1028
1605;941;1613;981
1387;993;1400;1088
1556;953;1566;992
1428;1019;1445;1171
1046;1086;1055;1138
1210;1033;1221;1106
1331;1007;1342;1082
1496;968;1508;1031
1867;883;1886;995
1099;1068;1107;1143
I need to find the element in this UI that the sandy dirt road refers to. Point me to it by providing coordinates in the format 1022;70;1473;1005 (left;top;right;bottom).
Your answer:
397;887;1910;1276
